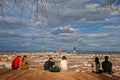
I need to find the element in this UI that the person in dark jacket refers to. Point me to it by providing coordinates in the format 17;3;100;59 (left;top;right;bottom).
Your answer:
44;57;53;70
12;56;21;70
102;56;112;74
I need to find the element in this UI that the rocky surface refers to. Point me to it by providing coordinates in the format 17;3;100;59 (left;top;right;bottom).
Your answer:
0;70;120;80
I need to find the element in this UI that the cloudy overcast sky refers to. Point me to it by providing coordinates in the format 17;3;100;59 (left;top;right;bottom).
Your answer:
0;0;120;52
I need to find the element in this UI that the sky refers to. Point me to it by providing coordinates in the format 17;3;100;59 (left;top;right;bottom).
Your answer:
0;0;120;52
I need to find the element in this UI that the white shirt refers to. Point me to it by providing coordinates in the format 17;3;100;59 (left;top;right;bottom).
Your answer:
92;62;100;72
60;60;68;71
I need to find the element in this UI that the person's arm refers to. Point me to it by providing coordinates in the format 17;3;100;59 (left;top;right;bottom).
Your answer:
102;62;103;69
102;62;105;71
98;63;100;68
44;61;48;70
59;61;62;68
49;67;53;72
91;63;93;67
110;62;112;72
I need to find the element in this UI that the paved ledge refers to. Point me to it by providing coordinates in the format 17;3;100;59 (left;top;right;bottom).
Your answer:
0;70;120;80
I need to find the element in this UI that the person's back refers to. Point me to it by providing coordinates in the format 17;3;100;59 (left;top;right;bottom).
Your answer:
60;60;68;71
102;56;112;74
44;57;53;70
44;60;50;70
12;56;21;69
92;57;100;73
20;55;29;70
102;60;112;73
60;56;68;71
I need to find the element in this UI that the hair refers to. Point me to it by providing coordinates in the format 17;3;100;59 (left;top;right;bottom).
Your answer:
95;57;99;64
49;57;53;60
17;56;21;57
105;56;109;61
62;56;67;60
23;55;27;58
52;62;55;66
22;55;27;61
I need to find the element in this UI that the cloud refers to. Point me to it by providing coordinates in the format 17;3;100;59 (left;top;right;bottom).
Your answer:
103;26;120;29
84;33;114;39
0;16;37;30
1;0;120;27
27;0;118;27
51;26;78;35
98;39;120;49
88;44;101;47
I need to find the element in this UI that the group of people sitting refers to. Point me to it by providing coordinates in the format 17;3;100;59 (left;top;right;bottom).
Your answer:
11;55;68;72
12;55;28;70
44;56;68;72
11;55;113;74
92;56;112;74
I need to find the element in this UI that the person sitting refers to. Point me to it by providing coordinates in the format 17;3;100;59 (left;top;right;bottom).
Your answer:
102;56;112;74
20;55;29;70
60;56;68;71
12;56;21;70
44;57;53;70
49;61;60;72
92;57;100;73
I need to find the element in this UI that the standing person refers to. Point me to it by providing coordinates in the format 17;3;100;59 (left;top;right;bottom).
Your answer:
12;56;21;70
102;56;112;74
92;57;100;73
20;55;29;70
60;56;68;71
44;57;53;70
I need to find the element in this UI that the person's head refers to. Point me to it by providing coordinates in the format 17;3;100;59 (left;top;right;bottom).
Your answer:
23;55;27;58
22;55;27;61
52;61;58;67
104;56;109;61
52;62;55;66
49;57;53;61
95;57;99;64
62;56;67;60
17;56;21;58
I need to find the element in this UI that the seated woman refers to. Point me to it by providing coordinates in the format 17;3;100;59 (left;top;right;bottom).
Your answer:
92;57;100;73
60;56;68;71
49;61;60;72
20;55;29;70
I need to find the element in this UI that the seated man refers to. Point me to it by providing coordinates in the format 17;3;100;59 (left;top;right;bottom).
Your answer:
49;61;60;72
44;57;53;70
102;56;112;74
